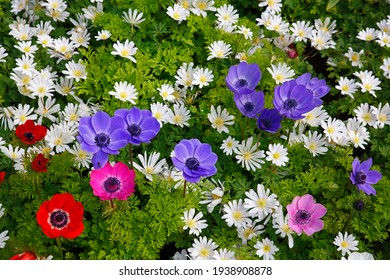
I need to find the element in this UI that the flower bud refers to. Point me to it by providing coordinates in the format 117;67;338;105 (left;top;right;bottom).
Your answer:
353;200;365;211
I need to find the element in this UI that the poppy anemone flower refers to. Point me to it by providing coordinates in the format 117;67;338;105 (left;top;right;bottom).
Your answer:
15;120;47;145
350;158;382;196
10;251;38;260
226;61;262;94
36;193;84;239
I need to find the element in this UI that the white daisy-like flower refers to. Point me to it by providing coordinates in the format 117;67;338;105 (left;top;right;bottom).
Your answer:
321;117;346;143
150;102;172;127
207;40;232;60
235;137;265;171
301;105;329;127
357;27;377;41
237;220;264;245
167;4;190;24
0;144;25;161
372;103;390;128
69;142;93;169
207;105;234;133
12;104;37;125
133;151;167;181
111;40;137;63
354;70;381;98
272;206;294;248
199;179;225;213
167;103;191;127
236;25;253;40
259;0;282;13
221;199;251;229
344;47;364;68
95;30;111;41
0;230;9;249
267;62;295;84
302;130;328;157
172;249;188;260
15;41;38;58
62;60;87;81
380;57;390;79
335;77;358;99
181;208;208;236
122;8;145;28
377;19;390;34
273;34;295;51
28;76;55;98
70;29;90;48
314;17;337;35
190;0;216;18
14;54;37;75
333;232;359;256
188;236;218;260
82;2;103;22
244;184;279;220
109;81;138;104
45;123;74;153
290;20;313;42
354;103;377;127
376;31;390;47
36;96;60;124
0;106;16;130
254;237;279;260
220;136;239;155
0;45;9;62
310;29;336;50
265;143;289;166
192;67;214;88
267;14;290;34
175;62;195;89
54;77;74;96
213;249;235;260
157;84;175;102
344;252;374;260
215;4;239;27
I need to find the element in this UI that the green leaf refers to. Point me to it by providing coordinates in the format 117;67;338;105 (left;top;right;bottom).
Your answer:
326;0;340;11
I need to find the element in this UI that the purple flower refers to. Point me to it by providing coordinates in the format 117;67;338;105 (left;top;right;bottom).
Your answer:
273;80;316;120
78;111;130;169
295;73;330;106
350;158;382;196
257;108;283;133
234;90;264;118
115;107;160;145
226;62;261;94
172;139;217;183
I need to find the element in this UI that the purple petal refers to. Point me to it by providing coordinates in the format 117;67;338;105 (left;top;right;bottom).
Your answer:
172;156;186;170
108;116;127;134
351;158;360;173
194;143;212;160
358;183;376;195
360;158;373;172
365;170;382;184
91;111;111;134
92;150;109;169
174;143;190;160
109;128;130;144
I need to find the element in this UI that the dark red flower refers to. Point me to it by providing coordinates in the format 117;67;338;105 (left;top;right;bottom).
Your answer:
10;251;38;260
36;193;84;239
0;171;5;183
15;120;47;145
31;153;49;172
287;43;298;59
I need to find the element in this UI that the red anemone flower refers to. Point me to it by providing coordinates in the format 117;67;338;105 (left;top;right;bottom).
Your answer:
15;120;47;145
0;171;5;183
36;193;84;239
31;153;49;172
10;251;38;260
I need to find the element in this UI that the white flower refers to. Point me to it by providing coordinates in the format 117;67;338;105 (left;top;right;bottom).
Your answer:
254;237;279;260
150;102;171;127
244;184;279;220
0;230;10;249
12;104;37;125
0;107;15;130
54;77;74;96
207;40;232;60
267;62;295;84
157;83;175;102
346;118;370;149
122;8;145;28
172;249;188;260
69;142;93;168
333;232;359;256
45;123;75;153
133;151;167;181
111;40;137;63
0;45;8;62
109;81;138;104
199;179;225;213
237;220;264;245
259;0;282;13
290;20;313;42
181;208;208;236
335;77;358;99
215;4;239;26
221;199;251;229
220;136;239;155
207;105;234;133
321;117;346;143
302;130;328;157
82;2;103;22
167;103;191;127
357;27;377;41
192;67;213;88
265;143;289;166
344;252;374;260
70;29;90;48
301;105;329;127
28;76;55;98
236;25;253;40
354;103;377;127
167;4;190;24
213;249;235;260
380;57;390;79
354;70;381;98
95;30;111;41
235;137;265;171
36;96;60;124
14;54;37;75
63;60;87;81
372;103;390;128
344;47;364;68
314;17;337;35
273;34;295;51
376;31;390;47
175;62;195;89
310;29;336;50
272;206;294;248
190;0;216;18
188;236;218;260
267;14;290;34
0;144;25;161
15;41;38;58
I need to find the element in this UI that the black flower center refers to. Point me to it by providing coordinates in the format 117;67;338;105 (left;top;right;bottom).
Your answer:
104;177;121;193
95;133;110;147
356;171;367;184
244;102;255;112
236;78;248;88
128;124;141;136
24;132;34;140
49;210;69;229
260;118;272;129
284;99;298;110
295;209;311;225
185;157;200;170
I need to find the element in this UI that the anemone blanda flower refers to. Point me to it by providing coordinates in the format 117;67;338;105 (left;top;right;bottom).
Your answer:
77;110;130;169
286;194;327;236
114;107;160;146
257;108;283;133
89;161;135;200
171;138;217;183
350;158;382;196
234;90;264;118
36;193;84;239
226;61;261;94
333;232;359;256
15;120;47;145
181;208;208;236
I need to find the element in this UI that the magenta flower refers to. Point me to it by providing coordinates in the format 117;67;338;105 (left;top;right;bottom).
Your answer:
89;162;136;200
286;194;327;236
350;158;382;196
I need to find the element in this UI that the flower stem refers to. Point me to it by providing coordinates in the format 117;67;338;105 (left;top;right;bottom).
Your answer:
129;144;134;169
341;211;353;233
109;199;116;209
183;180;187;198
56;237;64;259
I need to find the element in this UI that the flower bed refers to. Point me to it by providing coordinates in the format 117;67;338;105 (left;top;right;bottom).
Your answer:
0;0;389;260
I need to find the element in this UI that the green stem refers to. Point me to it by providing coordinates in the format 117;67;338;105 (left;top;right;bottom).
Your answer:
109;199;116;209
341;212;353;233
129;144;134;169
56;237;64;259
183;180;187;198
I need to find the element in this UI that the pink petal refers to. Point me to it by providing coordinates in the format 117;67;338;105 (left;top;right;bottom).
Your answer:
297;194;315;210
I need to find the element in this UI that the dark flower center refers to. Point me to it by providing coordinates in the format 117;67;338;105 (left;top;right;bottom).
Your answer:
244;102;255;112
356;171;367;184
24;132;34;140
49;210;69;229
353;200;365;211
284;99;298;110
95;133;110;147
260;118;272;129
104;177;121;193
185;157;200;170
128;124;142;136
236;78;248;88
295;209;311;225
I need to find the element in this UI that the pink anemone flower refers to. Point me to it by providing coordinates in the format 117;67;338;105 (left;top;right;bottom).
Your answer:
89;162;136;200
286;194;327;236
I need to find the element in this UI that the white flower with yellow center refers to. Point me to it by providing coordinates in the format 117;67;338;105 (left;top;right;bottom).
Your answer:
111;40;137;63
109;81;138;104
181;208;208;236
167;103;191;127
221;199;251;229
259;0;283;13
188;236;218;260
254;237;279;260
192;67;214;88
302;131;328;157
237;220;264;245
267;62;295;84
357;28;377;41
133;151;167;181
62;60;87;82
265;143;289;166
207;40;232;60
244;184;279;221
372;103;390;128
235;137;265;171
167;4;190;23
335;77;358;99
207;105;234;133
333;232;359;256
